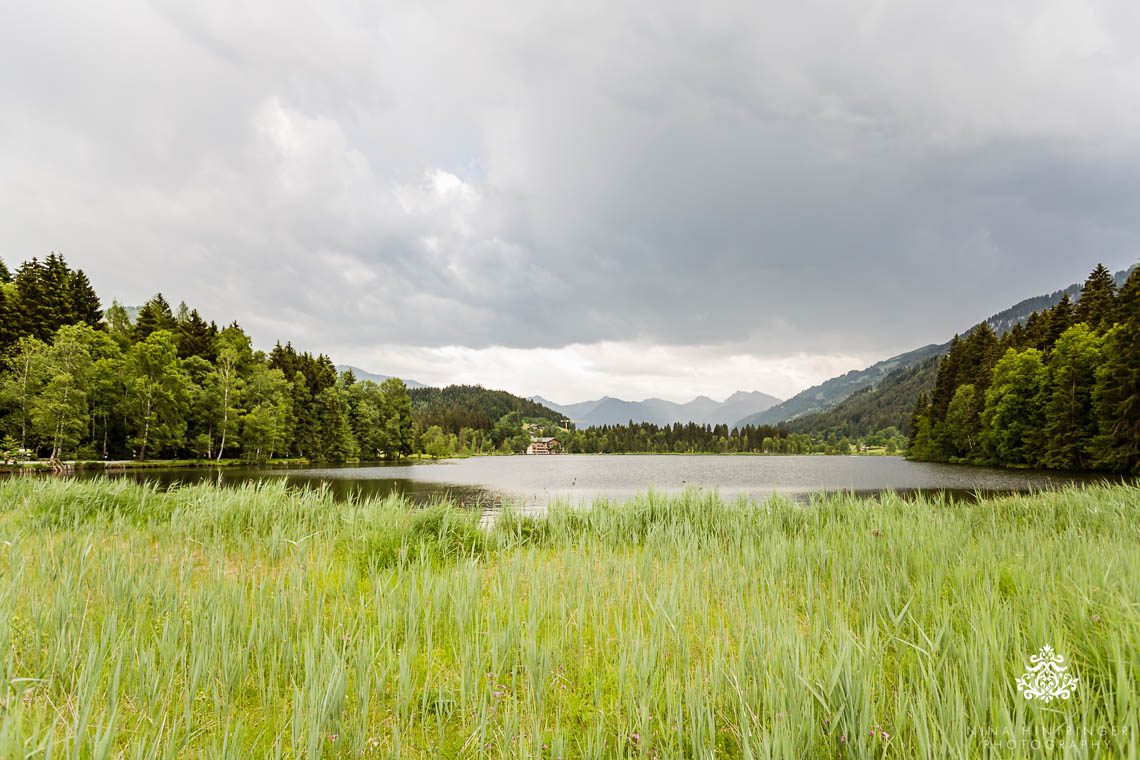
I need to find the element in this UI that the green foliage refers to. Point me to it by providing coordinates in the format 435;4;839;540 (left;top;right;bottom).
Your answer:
981;348;1047;464
909;263;1139;473
1090;267;1140;473
1040;324;1102;469
132;292;177;342
123;330;190;460
409;384;561;433
945;383;981;459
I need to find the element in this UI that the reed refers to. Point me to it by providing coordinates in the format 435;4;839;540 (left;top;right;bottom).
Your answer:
0;477;1137;758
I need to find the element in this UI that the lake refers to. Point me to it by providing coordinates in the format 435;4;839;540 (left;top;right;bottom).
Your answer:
51;455;1126;510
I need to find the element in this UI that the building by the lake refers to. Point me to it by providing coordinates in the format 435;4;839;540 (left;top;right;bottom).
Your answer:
526;437;560;455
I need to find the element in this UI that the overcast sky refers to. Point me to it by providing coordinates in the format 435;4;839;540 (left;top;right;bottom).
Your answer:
3;0;1139;403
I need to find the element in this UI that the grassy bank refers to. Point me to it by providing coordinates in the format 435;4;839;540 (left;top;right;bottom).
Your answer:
0;480;1137;758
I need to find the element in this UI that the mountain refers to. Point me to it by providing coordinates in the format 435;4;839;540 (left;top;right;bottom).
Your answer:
531;390;782;428
336;365;426;389
785;356;940;437
756;263;1138;433
733;343;947;428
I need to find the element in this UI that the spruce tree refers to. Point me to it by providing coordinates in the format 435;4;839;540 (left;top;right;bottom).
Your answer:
930;335;963;421
0;285;12;353
0;257;10;283
1091;268;1140;472
177;308;218;362
1044;293;1073;348
41;253;75;335
1074;263;1117;330
133;293;177;341
13;258;48;341
69;269;103;327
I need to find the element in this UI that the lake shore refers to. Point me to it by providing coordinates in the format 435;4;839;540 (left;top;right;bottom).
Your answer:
1;478;1136;757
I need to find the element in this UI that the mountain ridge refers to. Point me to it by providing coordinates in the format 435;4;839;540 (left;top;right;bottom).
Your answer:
336;365;426;389
747;263;1138;431
531;390;782;428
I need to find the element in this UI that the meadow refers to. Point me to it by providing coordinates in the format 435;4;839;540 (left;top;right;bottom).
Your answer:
0;477;1137;758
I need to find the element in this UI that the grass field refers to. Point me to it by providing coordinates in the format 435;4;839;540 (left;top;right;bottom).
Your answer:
0;478;1137;758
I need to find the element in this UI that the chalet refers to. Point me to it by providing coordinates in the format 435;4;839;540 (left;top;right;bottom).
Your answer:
526;437;560;455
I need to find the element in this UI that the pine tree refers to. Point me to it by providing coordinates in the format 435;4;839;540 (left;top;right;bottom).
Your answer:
906;392;934;459
0;284;12;353
40;253;75;335
177;307;218;362
1044;293;1073;348
13;258;49;341
69;269;103;327
1091;268;1140;473
1074;263;1117;330
133;293;177;341
930;335;963;421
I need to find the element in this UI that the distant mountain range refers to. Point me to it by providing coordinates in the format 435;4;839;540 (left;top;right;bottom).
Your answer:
337;365;426;389
530;390;782;428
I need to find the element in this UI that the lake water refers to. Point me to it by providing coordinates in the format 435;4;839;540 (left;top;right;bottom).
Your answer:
53;455;1126;510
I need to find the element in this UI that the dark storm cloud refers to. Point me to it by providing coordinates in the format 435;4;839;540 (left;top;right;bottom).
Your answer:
2;0;1139;361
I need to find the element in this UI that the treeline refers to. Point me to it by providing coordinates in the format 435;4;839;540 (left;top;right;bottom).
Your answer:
0;254;414;462
553;421;878;455
909;264;1139;473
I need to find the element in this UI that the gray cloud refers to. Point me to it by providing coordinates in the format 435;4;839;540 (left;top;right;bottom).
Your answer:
3;0;1139;368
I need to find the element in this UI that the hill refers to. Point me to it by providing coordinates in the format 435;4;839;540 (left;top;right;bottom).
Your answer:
531;390;782;428
410;385;562;434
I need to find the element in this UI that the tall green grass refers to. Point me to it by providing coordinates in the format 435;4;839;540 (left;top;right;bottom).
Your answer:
0;477;1137;758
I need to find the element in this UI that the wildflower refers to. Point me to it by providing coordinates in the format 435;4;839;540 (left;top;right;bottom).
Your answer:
1092;614;1102;623
840;734;847;743
882;732;891;740
328;733;338;743
775;712;784;718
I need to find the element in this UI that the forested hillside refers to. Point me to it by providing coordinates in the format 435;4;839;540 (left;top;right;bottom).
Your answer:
780;264;1137;440
909;264;1139;473
786;356;939;438
410;385;561;431
735;343;946;427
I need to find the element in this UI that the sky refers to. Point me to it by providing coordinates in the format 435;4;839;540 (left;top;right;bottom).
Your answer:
3;0;1140;404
